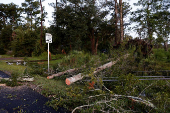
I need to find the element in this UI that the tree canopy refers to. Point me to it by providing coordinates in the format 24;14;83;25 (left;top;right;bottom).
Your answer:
0;0;170;55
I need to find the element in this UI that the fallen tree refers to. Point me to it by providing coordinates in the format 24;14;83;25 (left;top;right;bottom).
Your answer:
72;82;156;112
71;93;156;113
65;54;129;85
47;68;77;79
47;57;114;80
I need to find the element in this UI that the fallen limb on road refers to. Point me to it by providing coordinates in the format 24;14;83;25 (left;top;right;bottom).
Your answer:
65;54;129;85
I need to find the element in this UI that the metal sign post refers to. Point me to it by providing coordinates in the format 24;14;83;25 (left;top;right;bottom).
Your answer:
48;43;49;73
45;33;52;74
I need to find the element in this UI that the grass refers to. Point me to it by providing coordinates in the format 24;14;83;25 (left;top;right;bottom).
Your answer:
0;54;14;58
0;61;26;75
32;75;68;97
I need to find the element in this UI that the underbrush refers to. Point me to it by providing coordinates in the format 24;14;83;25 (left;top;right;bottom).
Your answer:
0;61;26;75
0;72;22;87
33;76;68;97
153;48;170;62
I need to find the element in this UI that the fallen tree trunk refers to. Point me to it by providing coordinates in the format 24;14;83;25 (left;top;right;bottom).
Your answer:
93;61;117;74
47;68;77;79
65;73;83;85
47;58;113;80
65;54;129;85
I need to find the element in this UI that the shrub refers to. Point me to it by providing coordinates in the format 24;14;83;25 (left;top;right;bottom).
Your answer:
0;72;21;87
55;54;65;59
39;52;48;59
153;49;167;61
0;44;6;54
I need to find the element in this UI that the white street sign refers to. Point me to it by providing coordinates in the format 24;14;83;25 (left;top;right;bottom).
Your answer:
46;33;52;43
45;33;52;74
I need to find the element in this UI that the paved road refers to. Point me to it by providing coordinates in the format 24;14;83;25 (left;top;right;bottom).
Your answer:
0;71;70;113
0;85;70;113
0;71;10;78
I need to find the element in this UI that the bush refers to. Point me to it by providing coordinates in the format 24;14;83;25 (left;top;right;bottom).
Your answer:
60;50;92;68
39;52;48;59
0;72;21;87
55;54;65;59
27;63;47;77
153;49;167;61
0;44;6;55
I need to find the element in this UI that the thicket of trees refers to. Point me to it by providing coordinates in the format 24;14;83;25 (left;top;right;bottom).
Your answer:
0;0;170;56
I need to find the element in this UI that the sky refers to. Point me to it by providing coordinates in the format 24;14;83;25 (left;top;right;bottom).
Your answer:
1;0;139;38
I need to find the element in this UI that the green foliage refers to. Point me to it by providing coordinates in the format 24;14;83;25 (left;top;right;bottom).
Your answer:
0;72;21;87
114;73;139;96
0;43;6;54
0;25;12;50
11;29;38;57
153;48;170;62
59;50;92;69
55;54;65;60
38;52;48;60
8;72;20;87
27;63;47;77
154;49;167;61
32;39;45;57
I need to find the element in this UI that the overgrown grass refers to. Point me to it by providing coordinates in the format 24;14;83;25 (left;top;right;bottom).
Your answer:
32;75;68;97
0;61;26;75
27;52;64;61
0;55;14;58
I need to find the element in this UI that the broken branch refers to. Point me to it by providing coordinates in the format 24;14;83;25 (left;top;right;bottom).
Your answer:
47;68;77;79
66;54;129;85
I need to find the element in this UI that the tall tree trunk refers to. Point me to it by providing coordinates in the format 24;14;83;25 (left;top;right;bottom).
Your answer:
91;37;95;54
3;16;6;25
31;11;32;30
119;0;123;42
40;0;43;47
90;29;98;55
164;38;168;51
147;0;153;44
95;37;99;54
114;0;118;45
56;0;57;9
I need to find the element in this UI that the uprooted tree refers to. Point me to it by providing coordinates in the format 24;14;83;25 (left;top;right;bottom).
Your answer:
126;39;153;58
